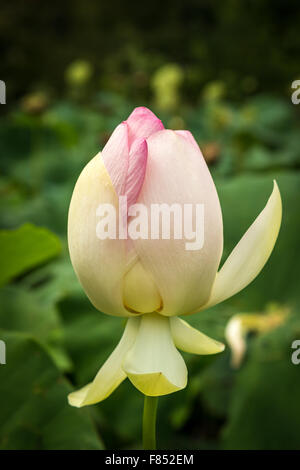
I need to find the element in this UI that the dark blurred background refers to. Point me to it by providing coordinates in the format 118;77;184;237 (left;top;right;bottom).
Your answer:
0;0;300;451
1;0;300;105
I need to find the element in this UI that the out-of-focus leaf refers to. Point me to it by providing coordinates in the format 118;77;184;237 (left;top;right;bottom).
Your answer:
0;286;61;340
0;223;61;286
222;313;300;449
0;285;72;373
22;258;82;306
0;332;104;449
59;297;123;384
214;171;300;309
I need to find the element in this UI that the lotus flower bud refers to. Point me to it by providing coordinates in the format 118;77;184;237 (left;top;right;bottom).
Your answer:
68;107;282;404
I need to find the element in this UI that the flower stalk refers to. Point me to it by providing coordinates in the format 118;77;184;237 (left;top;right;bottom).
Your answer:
143;395;158;450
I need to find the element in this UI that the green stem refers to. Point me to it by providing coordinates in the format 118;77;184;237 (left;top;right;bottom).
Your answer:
143;395;158;450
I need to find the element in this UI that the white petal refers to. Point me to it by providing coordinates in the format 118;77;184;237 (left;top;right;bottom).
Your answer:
134;130;223;316
170;317;225;354
203;181;282;310
123;313;187;396
174;130;200;151
68;154;129;316
68;318;140;407
123;261;162;313
101;122;129;196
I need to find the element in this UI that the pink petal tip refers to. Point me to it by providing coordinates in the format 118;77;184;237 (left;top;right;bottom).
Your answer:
127;107;164;145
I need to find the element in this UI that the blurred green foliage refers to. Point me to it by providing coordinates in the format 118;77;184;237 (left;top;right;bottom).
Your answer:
0;223;61;286
1;0;300;451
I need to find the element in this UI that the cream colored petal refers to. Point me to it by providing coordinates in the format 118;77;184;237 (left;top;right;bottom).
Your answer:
225;315;247;368
170;317;225;354
123;313;187;396
68;318;140;407
134;130;223;316
202;181;282;310
68;153;130;317
123;261;162;313
68;383;91;408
